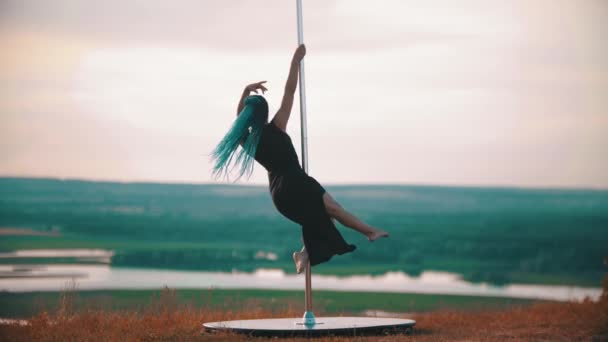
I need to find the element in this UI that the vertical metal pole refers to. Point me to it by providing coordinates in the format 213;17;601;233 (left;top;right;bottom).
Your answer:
296;0;315;326
296;0;308;175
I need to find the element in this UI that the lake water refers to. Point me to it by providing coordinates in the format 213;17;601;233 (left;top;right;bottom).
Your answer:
0;257;601;302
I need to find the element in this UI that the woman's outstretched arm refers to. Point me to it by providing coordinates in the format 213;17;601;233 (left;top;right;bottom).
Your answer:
237;81;267;116
271;44;306;131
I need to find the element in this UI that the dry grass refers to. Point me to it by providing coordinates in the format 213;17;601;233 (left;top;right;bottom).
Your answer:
1;282;607;341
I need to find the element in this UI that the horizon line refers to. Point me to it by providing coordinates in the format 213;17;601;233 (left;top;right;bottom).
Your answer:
1;174;607;192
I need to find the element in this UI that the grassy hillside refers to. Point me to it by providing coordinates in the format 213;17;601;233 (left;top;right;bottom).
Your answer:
1;286;606;341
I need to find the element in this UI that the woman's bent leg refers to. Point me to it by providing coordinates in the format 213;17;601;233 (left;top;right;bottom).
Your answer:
322;192;389;241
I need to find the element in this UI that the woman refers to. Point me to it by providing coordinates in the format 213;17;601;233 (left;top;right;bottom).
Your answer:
212;44;388;273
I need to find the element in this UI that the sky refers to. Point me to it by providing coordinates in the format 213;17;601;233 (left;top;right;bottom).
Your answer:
1;0;607;188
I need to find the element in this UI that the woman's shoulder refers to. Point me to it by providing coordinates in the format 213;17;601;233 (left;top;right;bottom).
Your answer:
266;120;288;135
266;120;279;130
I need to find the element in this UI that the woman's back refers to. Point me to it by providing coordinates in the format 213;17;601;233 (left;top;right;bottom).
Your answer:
255;121;304;175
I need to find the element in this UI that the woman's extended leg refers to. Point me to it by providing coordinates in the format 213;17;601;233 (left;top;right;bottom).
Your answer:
322;192;389;241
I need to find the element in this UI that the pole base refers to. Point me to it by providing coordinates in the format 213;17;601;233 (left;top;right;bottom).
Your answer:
298;311;316;326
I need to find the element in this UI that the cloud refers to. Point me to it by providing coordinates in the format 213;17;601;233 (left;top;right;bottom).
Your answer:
1;0;607;187
0;0;332;49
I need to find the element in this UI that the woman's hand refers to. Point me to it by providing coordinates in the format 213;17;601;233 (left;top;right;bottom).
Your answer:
293;44;306;63
246;81;268;94
238;81;267;115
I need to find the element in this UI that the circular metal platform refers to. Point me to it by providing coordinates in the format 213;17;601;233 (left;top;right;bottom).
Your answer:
203;317;416;337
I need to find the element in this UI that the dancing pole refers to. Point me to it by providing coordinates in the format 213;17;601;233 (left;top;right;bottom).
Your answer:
296;0;315;326
296;0;309;175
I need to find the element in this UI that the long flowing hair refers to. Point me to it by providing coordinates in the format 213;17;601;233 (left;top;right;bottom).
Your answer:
211;95;268;181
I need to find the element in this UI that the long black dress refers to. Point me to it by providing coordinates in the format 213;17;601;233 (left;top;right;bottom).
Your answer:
253;120;356;266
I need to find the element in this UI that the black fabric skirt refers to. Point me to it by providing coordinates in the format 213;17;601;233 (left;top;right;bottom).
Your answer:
269;171;356;266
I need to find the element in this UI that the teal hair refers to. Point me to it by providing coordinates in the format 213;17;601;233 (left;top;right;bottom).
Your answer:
211;95;269;181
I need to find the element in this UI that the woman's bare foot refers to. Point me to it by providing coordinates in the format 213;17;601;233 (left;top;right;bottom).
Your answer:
292;250;308;274
366;228;389;242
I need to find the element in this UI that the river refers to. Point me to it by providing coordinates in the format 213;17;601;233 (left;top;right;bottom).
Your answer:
0;261;601;302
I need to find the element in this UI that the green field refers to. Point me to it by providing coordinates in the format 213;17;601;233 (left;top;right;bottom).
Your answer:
1;177;607;287
0;288;542;319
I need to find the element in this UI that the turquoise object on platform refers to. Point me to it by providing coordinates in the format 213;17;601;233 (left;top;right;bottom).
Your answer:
302;311;316;326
